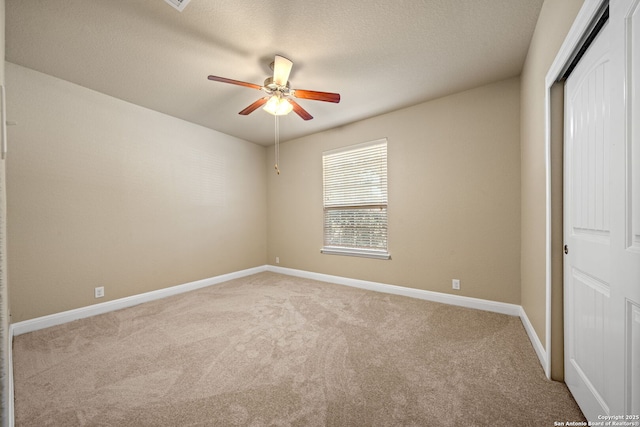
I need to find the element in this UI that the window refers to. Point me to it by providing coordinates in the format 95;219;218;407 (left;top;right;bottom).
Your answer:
321;139;390;259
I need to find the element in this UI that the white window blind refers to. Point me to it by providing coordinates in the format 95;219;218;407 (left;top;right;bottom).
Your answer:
322;139;390;259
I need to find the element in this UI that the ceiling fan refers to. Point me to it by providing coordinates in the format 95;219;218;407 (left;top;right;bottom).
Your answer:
207;55;340;121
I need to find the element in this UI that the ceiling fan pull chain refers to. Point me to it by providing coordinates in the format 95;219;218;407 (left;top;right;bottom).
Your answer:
274;115;280;175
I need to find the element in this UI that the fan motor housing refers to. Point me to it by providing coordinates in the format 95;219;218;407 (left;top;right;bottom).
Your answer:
263;77;290;92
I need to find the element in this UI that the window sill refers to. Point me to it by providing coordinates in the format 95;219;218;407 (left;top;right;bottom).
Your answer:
321;247;391;260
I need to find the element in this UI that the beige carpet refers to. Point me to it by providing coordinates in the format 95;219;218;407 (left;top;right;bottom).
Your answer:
13;272;584;426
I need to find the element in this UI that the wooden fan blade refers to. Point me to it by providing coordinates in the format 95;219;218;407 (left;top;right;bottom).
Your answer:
288;99;313;120
273;55;293;87
208;75;262;90
293;89;340;103
239;97;269;115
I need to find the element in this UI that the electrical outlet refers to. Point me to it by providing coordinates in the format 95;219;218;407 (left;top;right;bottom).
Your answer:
275;257;280;264
94;286;105;298
452;279;460;290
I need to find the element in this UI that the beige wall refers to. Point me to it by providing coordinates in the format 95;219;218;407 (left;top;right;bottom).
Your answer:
519;0;584;362
5;0;584;338
6;63;267;322
268;77;521;304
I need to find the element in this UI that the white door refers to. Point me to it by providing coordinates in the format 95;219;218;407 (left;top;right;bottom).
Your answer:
564;19;614;421
565;0;640;419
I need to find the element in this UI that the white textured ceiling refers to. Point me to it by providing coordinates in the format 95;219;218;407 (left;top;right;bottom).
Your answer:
6;0;543;146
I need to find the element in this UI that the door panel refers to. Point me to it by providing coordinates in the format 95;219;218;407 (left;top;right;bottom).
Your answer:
565;0;640;418
570;267;610;411
564;20;612;420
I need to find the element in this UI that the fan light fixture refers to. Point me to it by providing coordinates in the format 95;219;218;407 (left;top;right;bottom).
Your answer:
207;54;341;175
207;54;340;121
263;95;293;116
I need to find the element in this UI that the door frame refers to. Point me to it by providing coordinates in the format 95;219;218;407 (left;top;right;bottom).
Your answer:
543;0;609;379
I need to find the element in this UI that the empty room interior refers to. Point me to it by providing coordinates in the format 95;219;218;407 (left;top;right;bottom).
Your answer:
0;0;638;425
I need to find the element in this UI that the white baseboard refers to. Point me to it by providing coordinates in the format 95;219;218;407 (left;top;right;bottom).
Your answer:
8;263;548;426
11;265;267;336
268;266;548;369
267;265;522;317
10;264;529;336
518;305;548;372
